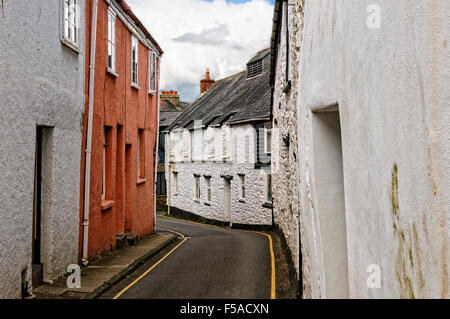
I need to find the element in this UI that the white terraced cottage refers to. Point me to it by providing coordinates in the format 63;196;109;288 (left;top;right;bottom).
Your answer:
164;49;273;227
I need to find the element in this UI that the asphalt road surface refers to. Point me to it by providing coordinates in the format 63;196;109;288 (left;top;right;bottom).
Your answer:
99;215;272;299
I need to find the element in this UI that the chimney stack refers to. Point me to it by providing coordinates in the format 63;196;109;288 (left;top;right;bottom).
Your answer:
160;90;180;106
200;69;215;94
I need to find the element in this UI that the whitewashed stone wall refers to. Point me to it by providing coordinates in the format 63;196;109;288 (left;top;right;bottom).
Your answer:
272;0;309;296
297;0;450;298
166;123;272;226
0;1;85;298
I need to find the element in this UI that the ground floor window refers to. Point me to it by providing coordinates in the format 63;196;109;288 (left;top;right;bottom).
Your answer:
265;173;272;203
173;172;178;195
194;175;200;199
205;176;212;202
238;174;245;200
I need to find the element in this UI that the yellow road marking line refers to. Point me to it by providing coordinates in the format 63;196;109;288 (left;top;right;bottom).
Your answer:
112;230;187;299
160;214;276;299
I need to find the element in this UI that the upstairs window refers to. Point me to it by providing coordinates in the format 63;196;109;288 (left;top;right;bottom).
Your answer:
247;59;263;78
63;0;79;47
107;9;116;72
131;36;139;85
264;128;272;154
149;52;157;93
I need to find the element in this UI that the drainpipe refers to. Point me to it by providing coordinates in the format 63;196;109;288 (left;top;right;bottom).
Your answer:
154;55;163;230
82;0;99;265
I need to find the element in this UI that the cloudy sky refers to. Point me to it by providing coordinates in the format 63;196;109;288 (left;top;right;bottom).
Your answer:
127;0;275;102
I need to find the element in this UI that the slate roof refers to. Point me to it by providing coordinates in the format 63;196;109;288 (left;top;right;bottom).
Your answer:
248;48;270;64
160;111;183;128
166;57;271;132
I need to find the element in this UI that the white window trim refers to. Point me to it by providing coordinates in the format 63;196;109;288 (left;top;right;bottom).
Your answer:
149;51;157;94
61;0;80;52
107;8;117;73
264;128;272;155
131;36;139;86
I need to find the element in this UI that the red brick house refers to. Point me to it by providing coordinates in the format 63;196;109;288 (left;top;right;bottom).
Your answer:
80;0;163;261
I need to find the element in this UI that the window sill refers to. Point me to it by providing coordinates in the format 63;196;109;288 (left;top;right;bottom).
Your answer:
239;199;246;203
263;202;273;209
131;83;141;90
148;90;156;96
61;38;80;54
204;202;211;206
194;199;201;203
137;178;146;185
106;67;119;78
101;200;115;211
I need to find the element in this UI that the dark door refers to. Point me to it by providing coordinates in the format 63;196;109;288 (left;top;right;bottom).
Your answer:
32;127;43;287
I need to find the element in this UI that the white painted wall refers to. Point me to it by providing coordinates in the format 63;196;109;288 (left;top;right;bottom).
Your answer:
272;0;307;295
166;123;272;226
297;0;450;298
0;1;84;298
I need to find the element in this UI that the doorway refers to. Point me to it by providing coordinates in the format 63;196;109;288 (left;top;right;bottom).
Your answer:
32;126;52;288
124;144;132;233
32;127;43;287
312;109;349;298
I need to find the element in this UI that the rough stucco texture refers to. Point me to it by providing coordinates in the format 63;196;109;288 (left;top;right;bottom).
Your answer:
0;1;84;298
297;0;450;298
166;124;272;226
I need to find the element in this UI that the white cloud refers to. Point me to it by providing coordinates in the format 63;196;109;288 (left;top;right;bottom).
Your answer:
127;0;273;102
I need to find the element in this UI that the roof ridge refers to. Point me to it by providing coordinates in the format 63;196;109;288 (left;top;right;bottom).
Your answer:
215;70;246;83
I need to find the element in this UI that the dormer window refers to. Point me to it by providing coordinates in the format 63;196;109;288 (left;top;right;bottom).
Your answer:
247;59;263;78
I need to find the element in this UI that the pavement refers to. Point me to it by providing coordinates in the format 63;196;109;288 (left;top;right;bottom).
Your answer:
98;214;273;299
33;231;177;299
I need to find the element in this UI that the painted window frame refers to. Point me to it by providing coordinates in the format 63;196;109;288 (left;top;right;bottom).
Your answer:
149;51;157;94
62;0;80;50
131;36;139;86
264;128;272;154
107;8;116;72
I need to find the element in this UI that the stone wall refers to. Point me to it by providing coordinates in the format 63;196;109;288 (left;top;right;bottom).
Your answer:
0;0;85;298
298;0;450;298
272;0;309;297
